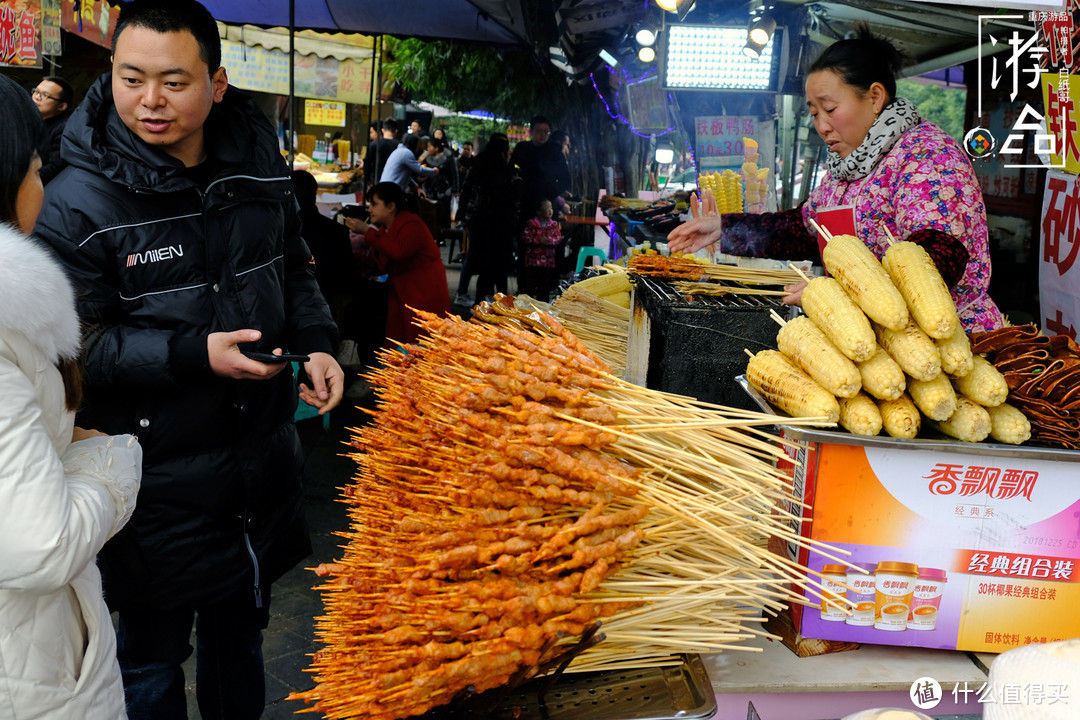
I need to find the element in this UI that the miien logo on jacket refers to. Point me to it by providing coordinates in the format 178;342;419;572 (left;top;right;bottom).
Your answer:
127;244;185;267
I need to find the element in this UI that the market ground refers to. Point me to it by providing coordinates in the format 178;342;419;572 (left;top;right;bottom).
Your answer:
179;246;980;720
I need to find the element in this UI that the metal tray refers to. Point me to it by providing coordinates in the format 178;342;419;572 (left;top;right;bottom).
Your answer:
419;654;717;720
736;374;1080;464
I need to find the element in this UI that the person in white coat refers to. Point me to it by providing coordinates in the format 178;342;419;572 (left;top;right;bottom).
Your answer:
0;73;142;719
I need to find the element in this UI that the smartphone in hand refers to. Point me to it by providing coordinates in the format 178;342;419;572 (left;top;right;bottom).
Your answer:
241;351;310;364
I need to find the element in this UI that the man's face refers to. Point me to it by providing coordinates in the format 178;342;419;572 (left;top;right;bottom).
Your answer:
111;25;228;167
32;80;67;119
461;144;473;158
531;123;551;146
410;121;421;134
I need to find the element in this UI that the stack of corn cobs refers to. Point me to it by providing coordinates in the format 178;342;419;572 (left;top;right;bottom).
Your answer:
746;235;1030;444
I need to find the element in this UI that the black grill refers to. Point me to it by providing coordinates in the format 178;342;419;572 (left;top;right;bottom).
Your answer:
632;276;791;411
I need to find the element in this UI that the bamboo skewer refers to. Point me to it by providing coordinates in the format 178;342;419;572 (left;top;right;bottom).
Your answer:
809;217;833;242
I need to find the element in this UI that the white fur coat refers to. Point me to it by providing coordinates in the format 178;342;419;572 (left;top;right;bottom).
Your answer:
0;222;80;362
0;221;140;720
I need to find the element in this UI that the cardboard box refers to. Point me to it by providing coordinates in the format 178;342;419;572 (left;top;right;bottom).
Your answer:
779;428;1080;654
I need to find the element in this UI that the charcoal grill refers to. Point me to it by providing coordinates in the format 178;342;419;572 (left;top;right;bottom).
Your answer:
627;275;793;412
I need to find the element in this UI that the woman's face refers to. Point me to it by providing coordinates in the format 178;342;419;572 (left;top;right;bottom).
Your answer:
368;195;396;226
15;152;43;234
805;69;885;159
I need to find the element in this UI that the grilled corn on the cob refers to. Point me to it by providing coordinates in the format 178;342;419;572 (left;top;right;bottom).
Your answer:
746;350;839;426
883;240;961;340
907;372;957;421
856;347;906;401
929;396;992;442
875;320;942;382
822;234;908;331
986;403;1032;445
954;355;1009;407
838;392;883;436
801;277;876;362
878;394;921;439
776;316;862;398
935;324;974;378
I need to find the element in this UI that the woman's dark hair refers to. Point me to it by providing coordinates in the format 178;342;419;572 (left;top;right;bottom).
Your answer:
403;133;422;155
0;74;43;224
369;181;417;215
807;21;908;102
114;0;222;76
426;136;445;152
0;74;82;410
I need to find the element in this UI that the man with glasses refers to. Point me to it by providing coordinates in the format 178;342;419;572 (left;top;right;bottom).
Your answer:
31;76;74;184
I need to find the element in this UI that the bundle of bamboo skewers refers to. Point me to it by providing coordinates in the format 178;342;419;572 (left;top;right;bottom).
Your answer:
552;286;630;377
289;310;845;719
629;253;806;286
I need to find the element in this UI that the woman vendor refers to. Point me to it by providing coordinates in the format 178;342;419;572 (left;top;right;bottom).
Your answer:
667;23;1003;332
345;182;450;346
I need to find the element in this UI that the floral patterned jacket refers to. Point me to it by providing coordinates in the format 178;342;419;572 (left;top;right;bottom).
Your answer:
720;121;1003;332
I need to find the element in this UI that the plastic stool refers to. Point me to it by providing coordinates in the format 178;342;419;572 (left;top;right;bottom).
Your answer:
575;246;607;273
292;362;330;431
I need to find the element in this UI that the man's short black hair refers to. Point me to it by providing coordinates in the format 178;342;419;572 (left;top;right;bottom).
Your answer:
529;115;551;128
114;0;222;77
382;118;400;135
42;75;74;106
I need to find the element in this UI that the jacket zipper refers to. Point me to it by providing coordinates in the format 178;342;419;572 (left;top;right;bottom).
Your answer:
243;521;264;609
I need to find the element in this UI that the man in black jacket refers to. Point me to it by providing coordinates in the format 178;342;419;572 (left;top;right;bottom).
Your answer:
33;1;343;719
31;75;73;184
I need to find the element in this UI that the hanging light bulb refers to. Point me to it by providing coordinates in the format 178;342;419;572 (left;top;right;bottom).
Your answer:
638;46;656;63
748;15;776;46
656;0;678;12
635;26;657;46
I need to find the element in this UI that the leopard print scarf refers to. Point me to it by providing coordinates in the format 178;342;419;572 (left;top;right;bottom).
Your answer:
826;97;922;182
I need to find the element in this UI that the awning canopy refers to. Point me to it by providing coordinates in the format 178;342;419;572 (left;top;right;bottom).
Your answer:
218;23;375;62
199;0;532;46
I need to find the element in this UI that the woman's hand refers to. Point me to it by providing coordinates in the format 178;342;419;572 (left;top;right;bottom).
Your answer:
73;426;107;442
666;216;723;253
782;281;808;307
344;216;369;235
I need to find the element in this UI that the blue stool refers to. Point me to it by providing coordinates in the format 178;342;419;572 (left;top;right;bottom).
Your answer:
575;246;607;273
292;362;330;431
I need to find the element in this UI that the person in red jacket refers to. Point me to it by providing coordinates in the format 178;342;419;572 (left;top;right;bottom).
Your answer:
346;181;450;346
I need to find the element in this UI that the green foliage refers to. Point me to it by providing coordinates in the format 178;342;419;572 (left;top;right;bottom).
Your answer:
432;116;511;149
896;79;966;143
383;37;571;123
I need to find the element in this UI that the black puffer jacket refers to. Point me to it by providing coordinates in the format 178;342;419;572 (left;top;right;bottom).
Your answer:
35;75;337;611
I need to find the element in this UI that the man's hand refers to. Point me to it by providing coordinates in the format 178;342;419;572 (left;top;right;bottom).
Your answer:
666;216;724;253
299;351;344;415
208;329;288;379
